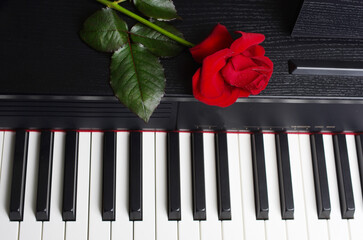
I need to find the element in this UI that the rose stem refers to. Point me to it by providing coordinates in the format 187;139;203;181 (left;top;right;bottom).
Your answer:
96;0;195;47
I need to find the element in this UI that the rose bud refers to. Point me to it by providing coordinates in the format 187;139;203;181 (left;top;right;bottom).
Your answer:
190;24;273;107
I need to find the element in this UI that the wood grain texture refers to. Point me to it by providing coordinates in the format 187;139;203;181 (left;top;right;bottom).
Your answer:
292;0;363;39
0;0;362;100
165;0;363;99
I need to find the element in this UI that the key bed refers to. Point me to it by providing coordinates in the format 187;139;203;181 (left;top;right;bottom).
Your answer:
0;130;363;240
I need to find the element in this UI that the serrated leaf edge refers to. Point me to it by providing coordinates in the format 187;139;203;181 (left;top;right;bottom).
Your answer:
110;42;166;122
133;0;180;20
79;8;129;52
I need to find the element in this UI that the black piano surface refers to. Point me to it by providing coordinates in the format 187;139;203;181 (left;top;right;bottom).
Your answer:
0;0;363;131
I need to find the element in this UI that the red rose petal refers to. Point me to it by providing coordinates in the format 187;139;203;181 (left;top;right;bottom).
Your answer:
192;68;203;97
217;84;241;107
243;45;265;57
239;89;250;97
248;68;273;95
202;73;240;107
193;69;240;107
230;54;257;71
191;27;273;106
251;56;274;70
230;31;265;54
221;64;260;88
220;61;237;85
189;24;234;63
243;74;268;94
243;57;273;95
221;54;273;95
199;48;233;98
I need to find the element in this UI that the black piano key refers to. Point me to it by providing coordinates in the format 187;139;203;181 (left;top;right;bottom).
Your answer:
275;133;294;220
355;134;363;199
251;132;269;220
215;132;231;220
129;131;142;221
333;134;355;219
102;131;116;221
167;132;181;221
62;131;79;221
36;131;54;221
192;132;206;220
9;130;29;221
310;134;331;219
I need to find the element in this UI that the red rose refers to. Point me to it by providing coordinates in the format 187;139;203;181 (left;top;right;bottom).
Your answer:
190;24;273;107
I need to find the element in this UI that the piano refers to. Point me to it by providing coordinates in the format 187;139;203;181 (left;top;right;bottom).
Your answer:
1;0;363;239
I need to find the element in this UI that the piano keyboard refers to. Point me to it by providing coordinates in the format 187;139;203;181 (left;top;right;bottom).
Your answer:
0;130;363;240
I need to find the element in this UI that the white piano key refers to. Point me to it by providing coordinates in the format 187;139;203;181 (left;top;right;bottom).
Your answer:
65;132;91;240
322;134;349;240
0;132;19;240
178;132;199;240
286;134;308;240
200;132;222;240
134;132;155;240
112;132;133;240
238;133;265;240
346;134;363;240
42;132;65;240
19;132;42;240
263;133;287;240
155;132;178;240
88;132;110;240
0;131;4;171
0;131;4;201
222;133;244;240
298;134;329;240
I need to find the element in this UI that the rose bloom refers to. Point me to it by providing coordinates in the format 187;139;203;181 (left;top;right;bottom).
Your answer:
190;24;273;107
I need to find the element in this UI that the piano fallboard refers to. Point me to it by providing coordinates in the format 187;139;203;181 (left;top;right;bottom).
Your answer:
0;94;363;131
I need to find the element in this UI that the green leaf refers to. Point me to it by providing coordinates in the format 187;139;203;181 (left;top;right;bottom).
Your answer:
80;8;128;52
130;20;184;57
133;0;179;20
110;43;165;122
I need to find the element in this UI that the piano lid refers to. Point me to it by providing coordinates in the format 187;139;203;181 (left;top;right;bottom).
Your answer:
0;0;363;101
